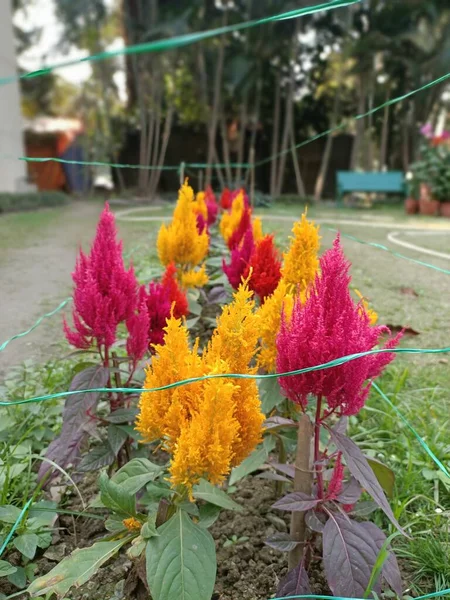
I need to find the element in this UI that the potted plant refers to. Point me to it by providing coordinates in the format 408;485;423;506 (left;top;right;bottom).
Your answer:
404;171;419;214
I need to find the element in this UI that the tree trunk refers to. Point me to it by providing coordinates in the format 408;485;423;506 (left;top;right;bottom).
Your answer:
148;105;175;201
270;72;281;198
235;92;249;187
379;88;390;170
350;74;366;170
205;12;227;187
314;92;340;202
221;115;233;187
289;125;306;197
245;75;262;188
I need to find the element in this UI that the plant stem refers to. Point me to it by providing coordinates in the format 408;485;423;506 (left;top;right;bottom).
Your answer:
288;412;313;570
275;435;287;496
315;395;324;499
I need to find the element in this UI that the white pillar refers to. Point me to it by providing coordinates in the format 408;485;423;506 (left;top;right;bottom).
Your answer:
0;0;27;192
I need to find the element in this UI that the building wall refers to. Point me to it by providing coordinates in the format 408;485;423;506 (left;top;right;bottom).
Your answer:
0;0;26;192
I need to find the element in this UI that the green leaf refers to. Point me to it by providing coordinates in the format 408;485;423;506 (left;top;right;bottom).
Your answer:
142;513;159;540
0;560;17;577
0;505;22;524
366;457;395;498
14;533;38;560
8;565;26;589
27;538;131;598
146;510;216;600
229;447;267;486
105;514;127;533
107;424;128;455
259;378;285;414
99;472;136;517
78;443;116;472
198;503;221;529
112;458;163;494
193;479;243;512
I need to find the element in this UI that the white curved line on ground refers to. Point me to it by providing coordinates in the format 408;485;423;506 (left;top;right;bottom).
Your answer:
387;231;450;261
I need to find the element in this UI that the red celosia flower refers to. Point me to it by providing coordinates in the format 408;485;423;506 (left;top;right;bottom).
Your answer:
126;288;150;364
228;207;252;250
205;186;218;225
243;234;281;302
145;281;172;349
326;452;344;499
161;263;189;319
221;188;232;210
223;228;254;289
196;212;208;235
64;203;138;355
276;236;402;416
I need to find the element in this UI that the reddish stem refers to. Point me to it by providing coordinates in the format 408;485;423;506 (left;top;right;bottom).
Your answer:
315;394;324;499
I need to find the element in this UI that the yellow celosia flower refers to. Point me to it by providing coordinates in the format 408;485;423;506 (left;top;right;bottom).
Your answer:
355;289;378;325
252;217;263;242
192;191;208;220
123;517;142;532
136;281;264;496
282;212;321;294
180;265;209;288
170;378;240;492
257;279;294;373
136;317;204;449
220;190;245;242
157;181;209;267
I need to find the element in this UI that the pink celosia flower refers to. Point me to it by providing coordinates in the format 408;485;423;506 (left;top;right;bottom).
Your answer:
145;281;172;349
228;207;252;250
223;228;254;289
231;188;250;209
420;123;433;139
64;203;138;356
326;452;344;499
126;288;150;365
196;212;209;236
276;236;402;416
205;186;218;225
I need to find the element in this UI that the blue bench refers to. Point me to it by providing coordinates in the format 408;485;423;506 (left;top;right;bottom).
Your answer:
336;171;406;206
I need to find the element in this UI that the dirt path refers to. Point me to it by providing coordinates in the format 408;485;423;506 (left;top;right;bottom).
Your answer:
0;202;103;377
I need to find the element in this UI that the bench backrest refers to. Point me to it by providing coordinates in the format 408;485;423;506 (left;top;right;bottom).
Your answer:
337;171;405;193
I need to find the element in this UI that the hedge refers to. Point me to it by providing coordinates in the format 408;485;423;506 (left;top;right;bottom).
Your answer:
0;191;70;213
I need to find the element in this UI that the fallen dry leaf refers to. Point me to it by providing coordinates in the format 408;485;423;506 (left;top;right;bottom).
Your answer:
386;324;420;336
400;287;418;297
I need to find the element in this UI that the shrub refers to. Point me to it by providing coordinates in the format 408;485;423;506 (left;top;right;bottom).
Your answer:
0;191;70;214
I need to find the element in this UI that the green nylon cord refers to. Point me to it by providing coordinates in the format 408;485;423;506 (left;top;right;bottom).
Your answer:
0;297;72;353
270;591;450;600
18;157;180;171
255;70;450;167
0;0;359;88
373;382;450;479
0;498;33;558
1;346;449;407
324;228;450;276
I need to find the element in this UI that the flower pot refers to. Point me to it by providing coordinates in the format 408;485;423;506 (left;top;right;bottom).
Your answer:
404;198;419;215
440;202;450;218
419;198;440;216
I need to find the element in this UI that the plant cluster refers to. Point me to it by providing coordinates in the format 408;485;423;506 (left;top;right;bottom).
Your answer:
1;182;416;600
411;124;450;203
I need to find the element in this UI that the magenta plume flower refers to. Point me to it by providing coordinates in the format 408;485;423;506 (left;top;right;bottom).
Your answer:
64;203;138;356
126;288;150;365
223;228;254;289
276;236;402;416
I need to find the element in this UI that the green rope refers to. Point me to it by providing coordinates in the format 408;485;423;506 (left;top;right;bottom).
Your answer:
373;382;450;479
0;0;359;88
270;591;450;600
18;157;179;171
255;71;450;167
1;346;449;407
324;228;450;276
0;298;72;353
0;498;32;558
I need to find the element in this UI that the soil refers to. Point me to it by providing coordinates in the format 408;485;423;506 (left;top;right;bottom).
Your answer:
1;475;329;600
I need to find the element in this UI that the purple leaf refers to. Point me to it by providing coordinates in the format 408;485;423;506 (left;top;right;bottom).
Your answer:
257;472;291;483
305;509;325;533
277;553;311;597
329;430;406;535
38;366;109;482
337;477;362;504
323;514;381;598
349;501;378;517
359;522;403;597
272;492;319;512
207;286;228;304
264;416;297;431
333;416;348;435
265;533;299;552
271;463;295;479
